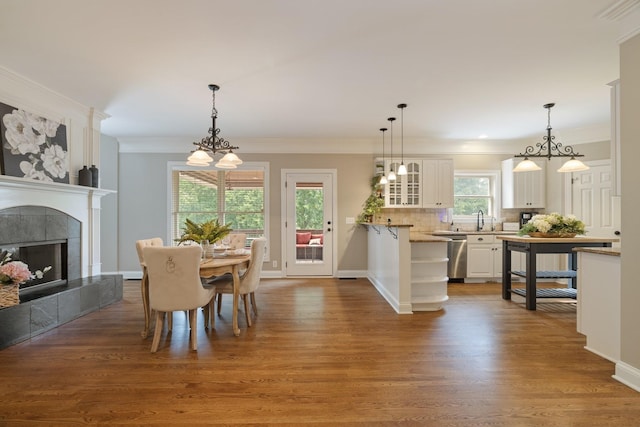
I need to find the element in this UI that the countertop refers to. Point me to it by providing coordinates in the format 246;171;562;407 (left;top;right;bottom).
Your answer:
496;235;620;244
573;247;621;257
431;230;518;236
409;232;451;243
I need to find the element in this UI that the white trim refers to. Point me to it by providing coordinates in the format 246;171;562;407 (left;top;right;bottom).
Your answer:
452;169;501;222
281;169;338;277
614;361;640;392
166;161;270;259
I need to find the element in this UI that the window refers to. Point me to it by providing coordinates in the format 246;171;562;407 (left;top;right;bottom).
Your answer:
453;171;499;219
169;162;269;252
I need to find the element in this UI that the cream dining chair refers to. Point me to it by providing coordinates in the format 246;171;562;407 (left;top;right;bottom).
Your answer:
135;237;164;336
210;237;266;328
143;245;215;353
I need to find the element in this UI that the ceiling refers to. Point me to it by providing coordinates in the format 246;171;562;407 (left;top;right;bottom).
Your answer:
1;0;639;154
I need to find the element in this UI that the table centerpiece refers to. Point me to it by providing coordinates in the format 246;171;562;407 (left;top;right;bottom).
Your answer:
518;212;586;238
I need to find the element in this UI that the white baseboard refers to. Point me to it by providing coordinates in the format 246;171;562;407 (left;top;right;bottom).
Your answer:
614;361;640;392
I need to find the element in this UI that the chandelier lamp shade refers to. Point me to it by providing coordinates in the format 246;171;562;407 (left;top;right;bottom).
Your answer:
513;103;589;173
397;103;408;176
387;117;397;182
379;128;388;185
186;84;243;169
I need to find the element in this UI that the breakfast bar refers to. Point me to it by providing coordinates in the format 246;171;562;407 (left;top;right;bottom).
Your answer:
497;235;619;310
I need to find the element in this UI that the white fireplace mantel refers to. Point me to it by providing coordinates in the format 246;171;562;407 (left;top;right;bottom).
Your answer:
0;175;116;277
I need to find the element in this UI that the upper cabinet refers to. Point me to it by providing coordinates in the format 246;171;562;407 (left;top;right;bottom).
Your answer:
383;158;453;208
422;159;454;208
501;158;546;209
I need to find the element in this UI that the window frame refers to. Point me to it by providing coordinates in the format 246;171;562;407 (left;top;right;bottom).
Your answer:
167;161;270;258
452;170;501;223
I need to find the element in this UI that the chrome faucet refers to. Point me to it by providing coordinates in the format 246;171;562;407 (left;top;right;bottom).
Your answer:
477;209;485;231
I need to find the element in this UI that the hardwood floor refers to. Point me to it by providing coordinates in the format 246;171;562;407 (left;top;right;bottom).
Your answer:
1;278;638;426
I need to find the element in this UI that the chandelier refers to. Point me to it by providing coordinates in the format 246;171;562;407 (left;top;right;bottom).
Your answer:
186;84;242;169
513;103;589;173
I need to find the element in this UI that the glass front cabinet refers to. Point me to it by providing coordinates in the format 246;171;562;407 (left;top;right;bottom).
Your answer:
381;158;453;208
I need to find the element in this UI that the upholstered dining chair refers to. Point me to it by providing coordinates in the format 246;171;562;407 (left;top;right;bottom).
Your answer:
143;245;215;353
135;237;166;335
212;237;266;327
226;233;247;250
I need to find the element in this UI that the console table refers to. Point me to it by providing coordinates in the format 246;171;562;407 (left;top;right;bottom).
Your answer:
497;235;618;310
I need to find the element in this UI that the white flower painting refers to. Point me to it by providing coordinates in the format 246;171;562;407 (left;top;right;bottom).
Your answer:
0;102;69;183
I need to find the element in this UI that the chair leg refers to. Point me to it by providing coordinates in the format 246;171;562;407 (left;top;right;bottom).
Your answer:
167;312;173;332
150;311;165;353
242;294;252;327
217;293;222;316
203;304;210;329
250;292;258;316
188;309;198;351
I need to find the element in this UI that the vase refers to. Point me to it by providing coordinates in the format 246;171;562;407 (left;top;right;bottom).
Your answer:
89;165;99;188
0;283;20;308
528;232;577;238
78;166;92;186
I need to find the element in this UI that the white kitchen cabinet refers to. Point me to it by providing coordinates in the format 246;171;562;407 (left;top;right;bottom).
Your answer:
422;159;454;208
385;159;422;207
501;158;546;208
383;158;453;208
466;234;502;279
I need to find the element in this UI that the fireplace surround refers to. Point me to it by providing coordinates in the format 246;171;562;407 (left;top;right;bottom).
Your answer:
0;178;121;349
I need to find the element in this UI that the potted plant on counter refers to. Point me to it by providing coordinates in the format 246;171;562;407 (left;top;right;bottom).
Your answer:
357;193;385;224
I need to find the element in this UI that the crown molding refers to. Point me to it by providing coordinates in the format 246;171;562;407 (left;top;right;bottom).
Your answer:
599;0;640;43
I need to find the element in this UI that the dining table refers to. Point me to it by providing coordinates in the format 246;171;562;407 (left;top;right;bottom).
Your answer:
140;252;251;338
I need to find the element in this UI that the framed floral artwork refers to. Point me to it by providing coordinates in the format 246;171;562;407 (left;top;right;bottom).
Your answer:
0;102;69;183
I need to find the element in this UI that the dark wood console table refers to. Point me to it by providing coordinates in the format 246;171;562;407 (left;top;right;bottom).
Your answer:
497;235;618;310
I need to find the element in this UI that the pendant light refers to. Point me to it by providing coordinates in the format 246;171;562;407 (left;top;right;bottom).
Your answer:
513;103;589;173
387;117;396;181
397;103;407;176
379;127;388;185
186;84;243;168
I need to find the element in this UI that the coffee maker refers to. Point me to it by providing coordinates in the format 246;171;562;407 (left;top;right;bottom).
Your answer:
519;211;538;227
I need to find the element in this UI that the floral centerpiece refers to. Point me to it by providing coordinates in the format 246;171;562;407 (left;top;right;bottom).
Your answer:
0;250;51;308
518;213;586;238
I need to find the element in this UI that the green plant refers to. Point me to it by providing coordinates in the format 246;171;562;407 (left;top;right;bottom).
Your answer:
175;218;233;245
356;193;385;224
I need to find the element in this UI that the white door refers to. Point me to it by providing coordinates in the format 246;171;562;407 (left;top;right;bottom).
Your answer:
570;161;620;241
283;171;335;276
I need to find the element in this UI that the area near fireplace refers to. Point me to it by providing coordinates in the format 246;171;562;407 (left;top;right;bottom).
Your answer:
0;177;121;349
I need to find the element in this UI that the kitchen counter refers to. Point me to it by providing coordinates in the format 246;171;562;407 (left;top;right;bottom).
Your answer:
573;247;621;257
410;232;451;242
365;224;448;313
431;230;518;236
497;235;619;310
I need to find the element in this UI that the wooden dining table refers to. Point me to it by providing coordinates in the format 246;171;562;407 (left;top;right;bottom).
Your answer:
140;253;250;338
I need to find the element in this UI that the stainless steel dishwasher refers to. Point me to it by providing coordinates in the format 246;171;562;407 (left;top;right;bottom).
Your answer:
447;234;467;281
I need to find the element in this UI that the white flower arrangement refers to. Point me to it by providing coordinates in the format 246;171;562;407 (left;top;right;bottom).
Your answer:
2;107;68;182
518;212;586;236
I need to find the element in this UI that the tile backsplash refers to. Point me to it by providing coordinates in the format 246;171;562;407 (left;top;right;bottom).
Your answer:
374;208;522;233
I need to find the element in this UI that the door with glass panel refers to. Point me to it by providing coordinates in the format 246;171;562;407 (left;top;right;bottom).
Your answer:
284;172;334;276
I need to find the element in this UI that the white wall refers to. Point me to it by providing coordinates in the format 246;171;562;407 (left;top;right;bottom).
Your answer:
619;32;640;389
